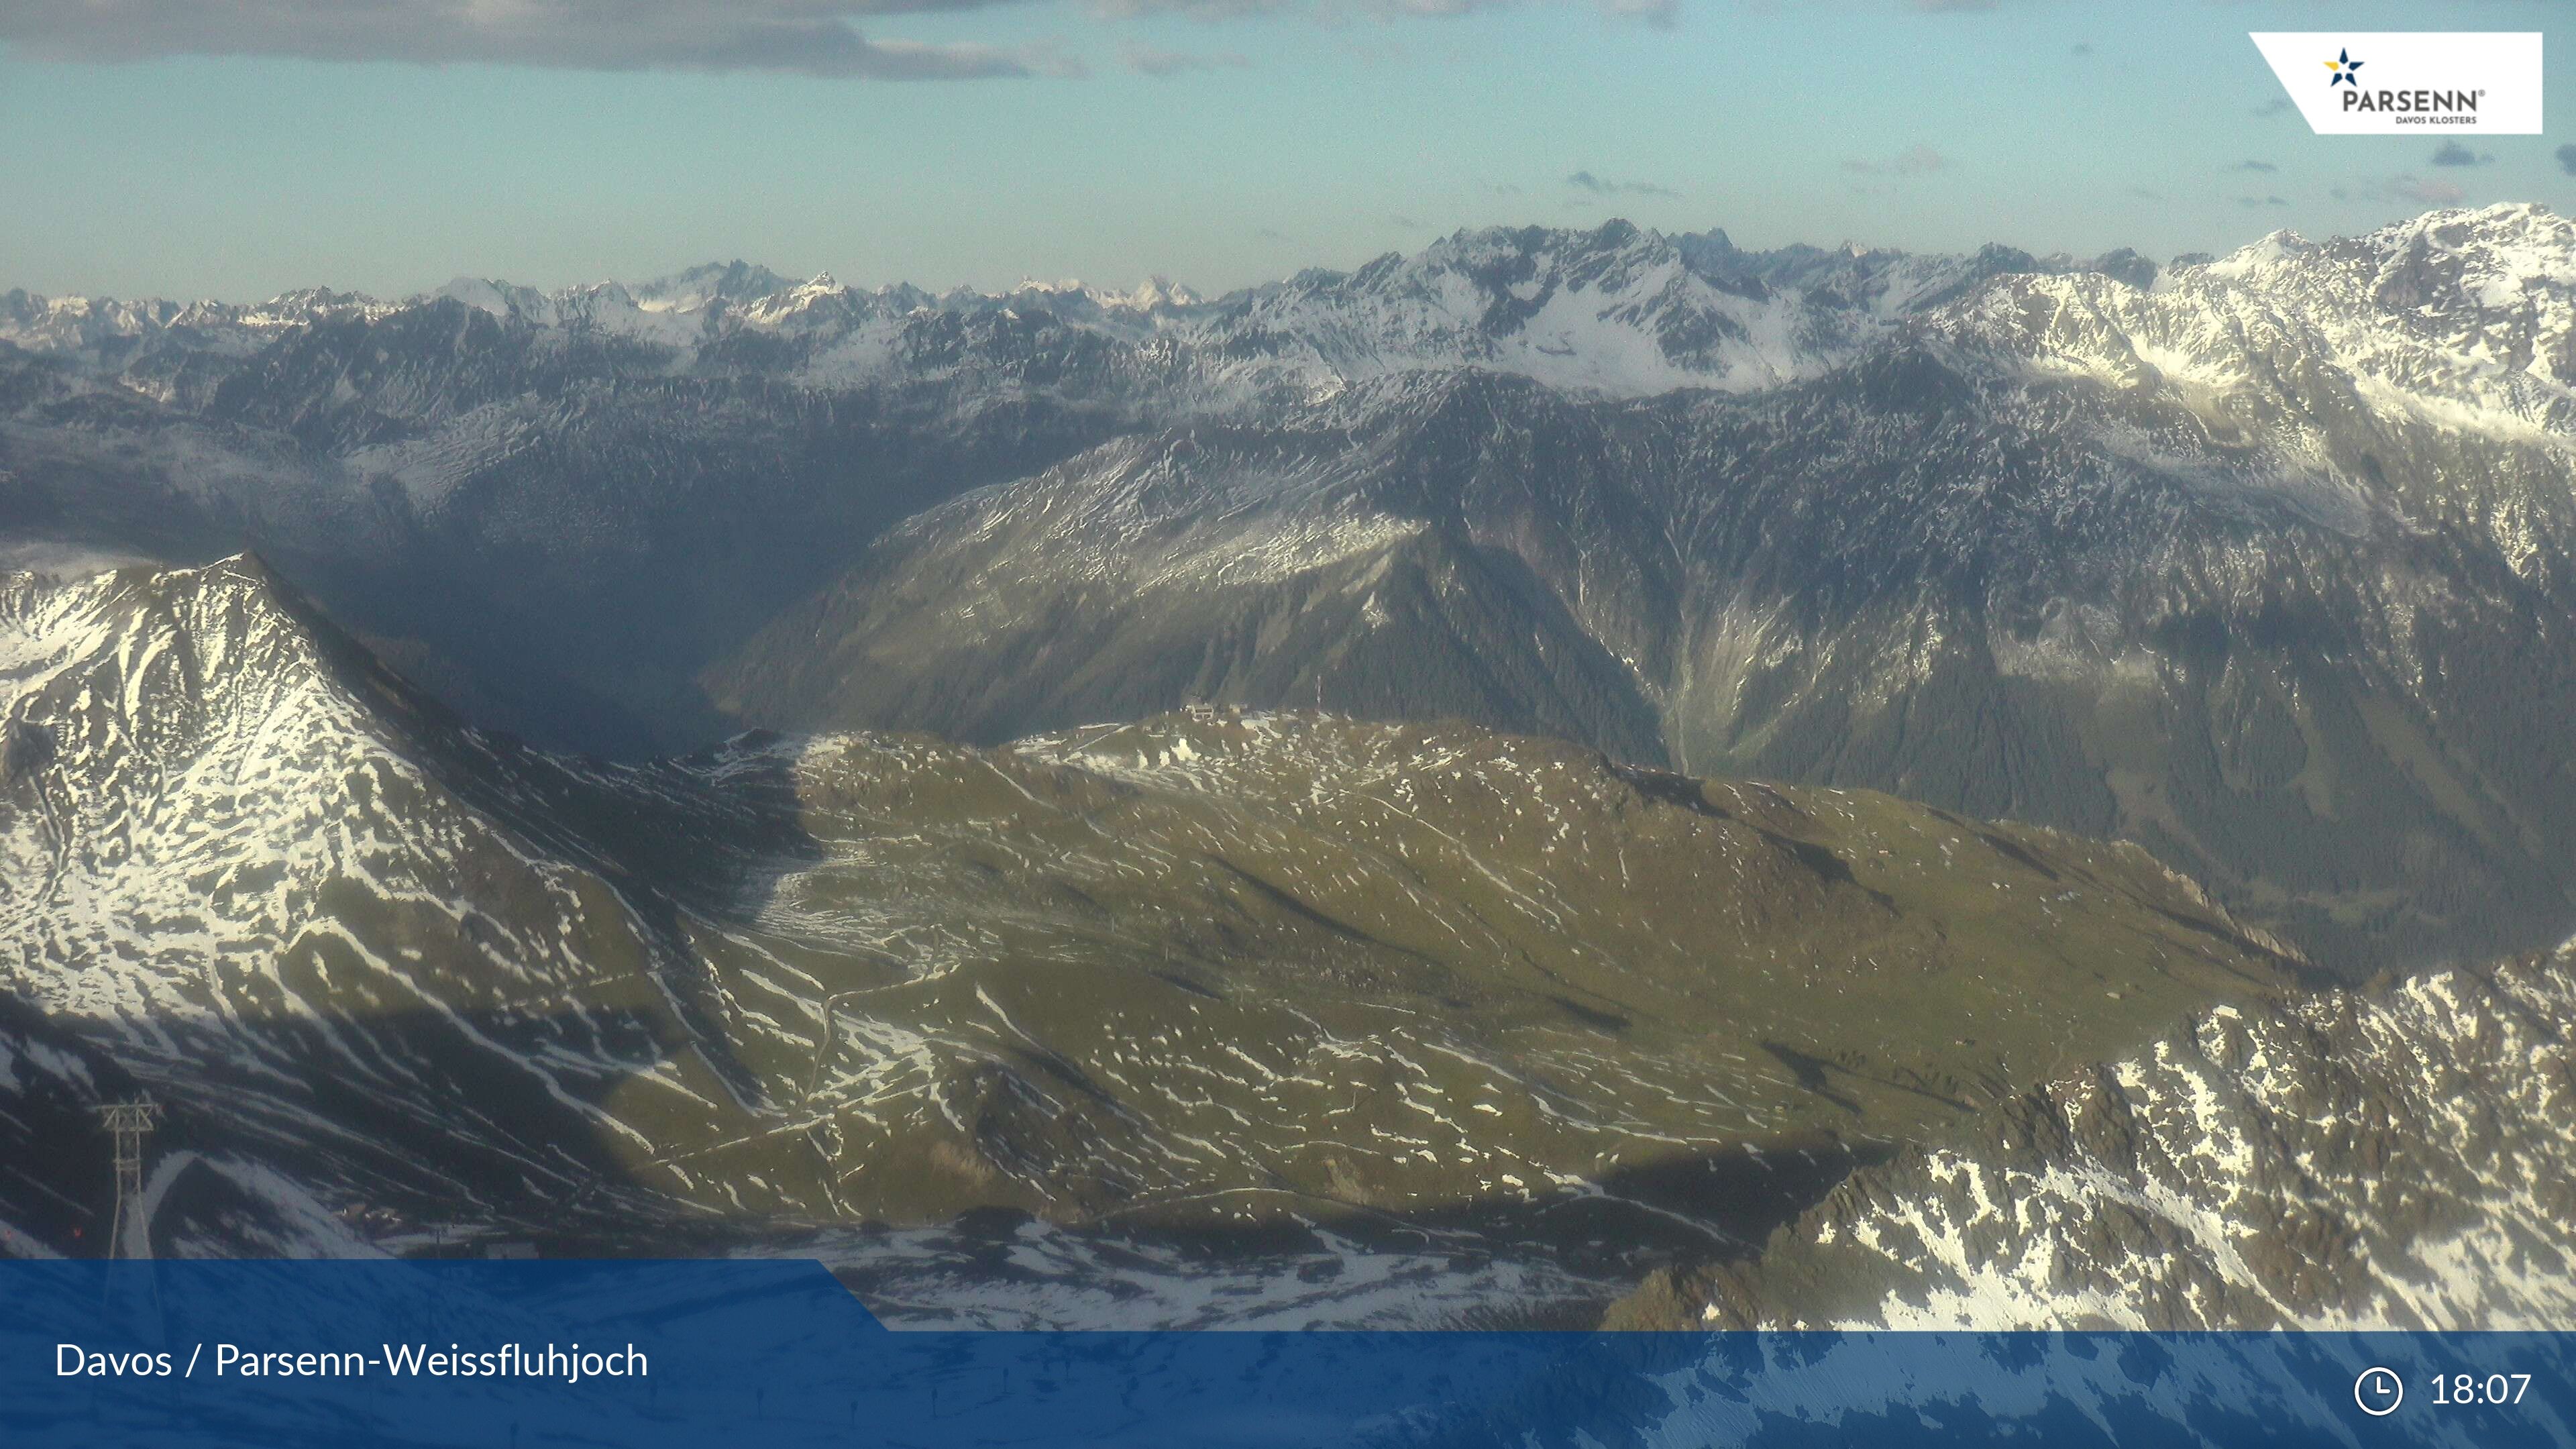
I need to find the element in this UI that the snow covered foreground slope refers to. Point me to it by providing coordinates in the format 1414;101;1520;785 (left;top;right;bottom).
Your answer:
1645;951;2576;1331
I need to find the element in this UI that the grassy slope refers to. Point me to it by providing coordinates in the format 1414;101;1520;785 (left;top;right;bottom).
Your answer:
596;712;2299;1241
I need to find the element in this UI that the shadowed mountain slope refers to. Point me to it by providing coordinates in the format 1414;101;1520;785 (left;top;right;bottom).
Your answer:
1;557;2292;1266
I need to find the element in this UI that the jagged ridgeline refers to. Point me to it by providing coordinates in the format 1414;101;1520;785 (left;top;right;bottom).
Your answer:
0;559;2294;1256
1611;949;2576;1332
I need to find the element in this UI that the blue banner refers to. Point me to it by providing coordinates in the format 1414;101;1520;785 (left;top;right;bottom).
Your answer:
3;1261;2569;1446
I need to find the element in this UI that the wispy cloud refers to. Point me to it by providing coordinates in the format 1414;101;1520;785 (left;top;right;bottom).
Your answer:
1367;0;1515;17
2229;160;2278;174
2385;175;2467;207
2561;145;2576;178
2429;141;2491;168
2254;97;2294;117
1090;0;1295;17
2333;176;2467;208
1351;0;1670;22
1118;43;1250;74
2236;195;2288;209
9;0;1699;83
1842;145;1945;177
1595;0;1679;26
1568;170;1680;199
0;0;1069;79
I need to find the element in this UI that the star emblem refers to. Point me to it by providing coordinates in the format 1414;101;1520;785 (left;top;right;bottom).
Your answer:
2324;49;2363;86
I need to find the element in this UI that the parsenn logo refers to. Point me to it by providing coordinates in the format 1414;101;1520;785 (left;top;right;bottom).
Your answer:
2252;33;2541;135
2328;42;2479;119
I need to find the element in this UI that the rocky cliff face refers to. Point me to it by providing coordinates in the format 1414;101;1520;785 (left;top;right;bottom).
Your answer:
1621;947;2575;1331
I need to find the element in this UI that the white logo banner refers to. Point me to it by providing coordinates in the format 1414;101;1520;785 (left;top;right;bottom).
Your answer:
2251;32;2542;135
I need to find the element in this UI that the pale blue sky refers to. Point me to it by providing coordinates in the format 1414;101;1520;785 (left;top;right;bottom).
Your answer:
2;0;2567;301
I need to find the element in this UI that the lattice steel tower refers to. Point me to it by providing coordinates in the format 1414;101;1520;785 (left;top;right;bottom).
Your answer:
97;1099;160;1260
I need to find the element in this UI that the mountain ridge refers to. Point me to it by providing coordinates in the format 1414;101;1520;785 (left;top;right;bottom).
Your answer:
1;554;2296;1273
14;209;2557;421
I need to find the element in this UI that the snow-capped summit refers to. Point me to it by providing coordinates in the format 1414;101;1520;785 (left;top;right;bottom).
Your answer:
1114;275;1201;311
629;258;798;312
1937;203;2576;452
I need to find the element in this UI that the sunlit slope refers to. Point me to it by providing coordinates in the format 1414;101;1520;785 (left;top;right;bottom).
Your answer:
1;558;2293;1246
763;714;2297;1224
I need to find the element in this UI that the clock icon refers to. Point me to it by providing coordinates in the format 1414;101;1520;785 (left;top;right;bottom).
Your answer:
2356;1366;2405;1417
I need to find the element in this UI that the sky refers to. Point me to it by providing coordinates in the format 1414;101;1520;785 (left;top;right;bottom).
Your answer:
1;0;2570;302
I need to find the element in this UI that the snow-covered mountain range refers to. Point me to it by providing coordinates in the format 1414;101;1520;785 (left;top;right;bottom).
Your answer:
3;221;2148;404
9;208;2576;1326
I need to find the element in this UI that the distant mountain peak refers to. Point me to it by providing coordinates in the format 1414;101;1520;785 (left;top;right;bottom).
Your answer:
631;259;800;311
